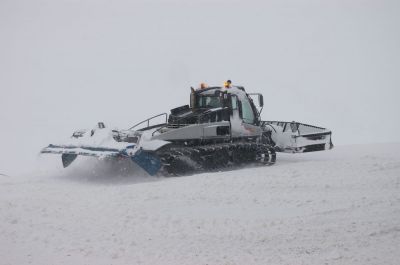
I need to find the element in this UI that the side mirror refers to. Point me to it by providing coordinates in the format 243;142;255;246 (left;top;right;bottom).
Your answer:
258;94;264;107
190;92;196;109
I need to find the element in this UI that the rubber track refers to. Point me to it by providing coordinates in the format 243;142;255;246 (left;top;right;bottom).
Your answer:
157;142;276;175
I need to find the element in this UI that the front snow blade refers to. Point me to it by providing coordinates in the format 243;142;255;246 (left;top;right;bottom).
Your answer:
130;149;162;176
41;144;122;156
41;144;123;168
41;143;163;175
61;154;77;168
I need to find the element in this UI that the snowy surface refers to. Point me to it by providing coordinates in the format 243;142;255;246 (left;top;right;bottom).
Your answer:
1;143;399;265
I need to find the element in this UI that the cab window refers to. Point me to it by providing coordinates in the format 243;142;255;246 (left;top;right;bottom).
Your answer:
197;96;221;108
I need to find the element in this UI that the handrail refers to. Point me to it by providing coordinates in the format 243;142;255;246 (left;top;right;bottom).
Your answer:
197;107;229;123
129;113;168;130
151;107;229;136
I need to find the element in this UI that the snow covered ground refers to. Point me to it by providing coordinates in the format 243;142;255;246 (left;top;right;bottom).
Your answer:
1;143;399;265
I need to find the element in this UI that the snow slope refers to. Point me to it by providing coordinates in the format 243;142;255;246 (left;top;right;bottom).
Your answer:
1;143;400;265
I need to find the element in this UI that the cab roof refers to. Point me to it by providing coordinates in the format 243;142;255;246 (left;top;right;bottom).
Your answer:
194;86;246;95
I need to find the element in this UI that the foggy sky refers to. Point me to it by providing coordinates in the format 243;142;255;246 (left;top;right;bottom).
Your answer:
1;0;399;175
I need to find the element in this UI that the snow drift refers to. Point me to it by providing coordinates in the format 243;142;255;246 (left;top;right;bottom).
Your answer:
1;143;399;265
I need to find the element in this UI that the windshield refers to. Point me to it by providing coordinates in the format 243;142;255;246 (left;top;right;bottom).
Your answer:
197;96;222;108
